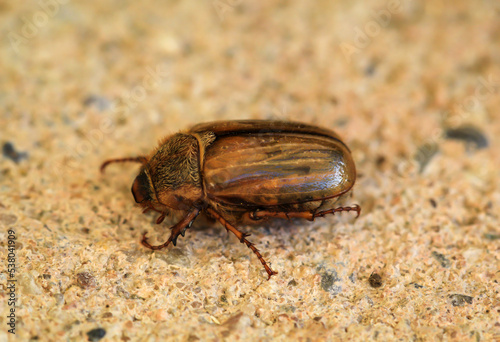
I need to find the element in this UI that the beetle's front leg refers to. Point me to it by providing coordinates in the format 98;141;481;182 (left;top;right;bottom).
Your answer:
142;207;201;249
250;204;361;221
206;207;278;280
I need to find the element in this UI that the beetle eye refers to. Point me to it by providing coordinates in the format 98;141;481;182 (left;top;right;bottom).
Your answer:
131;170;152;204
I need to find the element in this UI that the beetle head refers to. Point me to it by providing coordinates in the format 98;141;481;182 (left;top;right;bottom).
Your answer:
131;169;155;205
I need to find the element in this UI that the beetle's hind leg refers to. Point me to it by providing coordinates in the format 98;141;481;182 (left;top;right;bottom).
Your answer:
142;208;201;249
100;156;148;173
313;204;361;219
250;204;361;221
206;207;278;280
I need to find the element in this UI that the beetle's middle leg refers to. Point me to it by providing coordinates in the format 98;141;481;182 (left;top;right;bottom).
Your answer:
206;207;278;280
142;207;200;249
250;204;361;221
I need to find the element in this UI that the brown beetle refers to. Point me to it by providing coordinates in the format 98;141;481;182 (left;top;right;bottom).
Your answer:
101;120;360;279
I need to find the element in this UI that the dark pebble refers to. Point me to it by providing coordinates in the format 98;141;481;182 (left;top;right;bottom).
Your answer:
368;273;383;288
484;233;500;240
3;142;28;163
449;294;473;306
445;125;488;150
320;270;341;294
432;251;451;268
87;328;106;341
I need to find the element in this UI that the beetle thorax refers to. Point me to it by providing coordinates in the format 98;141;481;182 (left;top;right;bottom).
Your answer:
146;133;203;210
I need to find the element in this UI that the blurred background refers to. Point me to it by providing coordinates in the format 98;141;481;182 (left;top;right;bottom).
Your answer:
1;1;499;341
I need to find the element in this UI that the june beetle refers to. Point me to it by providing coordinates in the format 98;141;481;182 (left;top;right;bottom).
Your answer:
101;120;360;279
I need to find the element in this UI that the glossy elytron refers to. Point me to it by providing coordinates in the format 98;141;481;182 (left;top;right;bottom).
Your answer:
101;120;360;279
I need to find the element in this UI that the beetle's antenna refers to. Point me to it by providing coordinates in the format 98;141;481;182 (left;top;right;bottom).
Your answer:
100;156;148;173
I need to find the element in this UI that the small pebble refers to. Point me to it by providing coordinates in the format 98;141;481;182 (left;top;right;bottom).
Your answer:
484;233;499;240
449;294;473;306
368;273;383;288
18;273;43;295
77;272;97;288
432;251;451;268
2;142;28;163
86;328;106;341
445;125;488;150
320;270;342;294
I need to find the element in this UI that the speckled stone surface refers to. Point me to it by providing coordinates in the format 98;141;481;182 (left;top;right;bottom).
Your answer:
1;1;499;341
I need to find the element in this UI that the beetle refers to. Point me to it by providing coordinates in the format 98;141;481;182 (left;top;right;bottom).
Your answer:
101;120;360;279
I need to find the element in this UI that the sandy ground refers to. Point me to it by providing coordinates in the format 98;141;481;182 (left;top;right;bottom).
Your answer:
1;1;499;341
